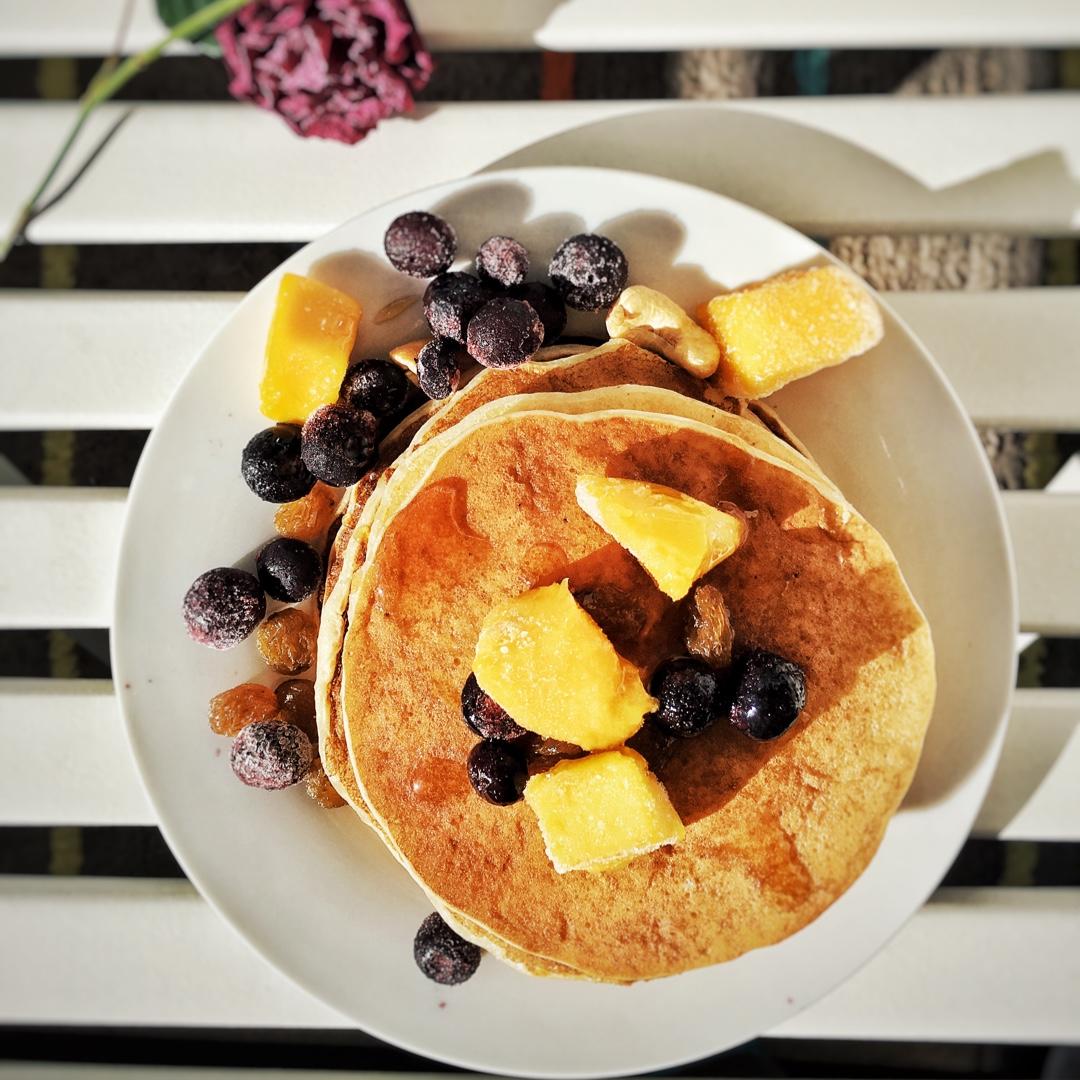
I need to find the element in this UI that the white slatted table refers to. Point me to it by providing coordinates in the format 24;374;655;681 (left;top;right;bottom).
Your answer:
2;3;1079;1076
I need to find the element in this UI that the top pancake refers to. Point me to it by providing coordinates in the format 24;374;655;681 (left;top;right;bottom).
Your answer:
316;339;829;815
314;344;852;979
339;407;935;982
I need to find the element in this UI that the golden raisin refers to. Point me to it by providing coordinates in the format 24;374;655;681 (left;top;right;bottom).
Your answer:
275;677;317;741
257;608;317;676
525;736;587;776
305;760;346;808
685;581;734;668
388;337;429;373
274;482;339;543
208;682;278;737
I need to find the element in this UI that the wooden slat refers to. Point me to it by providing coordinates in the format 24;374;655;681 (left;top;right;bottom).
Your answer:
2;488;1071;632
0;488;125;630
2;680;1076;838
772;888;1080;1043
1003;492;1080;636
5;289;1078;433
4;97;1080;244
888;290;1080;432
0;877;1076;1044
0;292;236;431
3;0;1079;53
980;689;1080;841
0;680;152;825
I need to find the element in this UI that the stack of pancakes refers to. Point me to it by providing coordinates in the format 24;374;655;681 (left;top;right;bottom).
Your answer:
315;338;935;983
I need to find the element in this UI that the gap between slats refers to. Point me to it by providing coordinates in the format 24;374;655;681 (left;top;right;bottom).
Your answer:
0;876;1075;1044
3;1073;437;1079
3;290;1077;432
3;679;1078;840
3;97;1080;242
0;1072;452;1079
2;0;1079;53
12;490;1078;633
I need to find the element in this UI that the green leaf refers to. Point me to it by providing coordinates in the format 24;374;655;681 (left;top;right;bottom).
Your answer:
156;0;227;57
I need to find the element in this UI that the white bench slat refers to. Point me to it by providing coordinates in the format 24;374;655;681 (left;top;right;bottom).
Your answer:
1;489;1071;632
982;689;1080;841
1003;492;1080;636
0;488;125;630
0;680;152;825
0;876;1075;1044
4;97;1080;244
4;0;1079;53
2;679;1076;840
772;888;1080;1044
4;289;1078;433
890;290;1080;432
0;292;237;432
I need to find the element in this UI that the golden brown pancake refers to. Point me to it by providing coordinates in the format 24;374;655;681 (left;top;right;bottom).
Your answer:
315;343;862;978
318;375;834;815
317;341;820;814
339;408;934;983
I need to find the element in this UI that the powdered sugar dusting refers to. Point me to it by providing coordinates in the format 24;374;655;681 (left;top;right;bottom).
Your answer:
548;233;628;311
182;568;265;650
384;211;456;277
475;235;529;288
230;720;314;790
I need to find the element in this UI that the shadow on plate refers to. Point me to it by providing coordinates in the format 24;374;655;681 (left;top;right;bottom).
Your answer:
482;105;1080;233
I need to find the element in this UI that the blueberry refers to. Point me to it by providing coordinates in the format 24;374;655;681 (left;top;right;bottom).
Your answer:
256;537;322;603
729;650;806;741
467;739;528;805
549;233;628;311
300;403;378;487
466;297;544;368
230;719;314;790
384;211;456;278
461;674;526;741
416;337;461;400
413;911;482;985
182;567;265;650
338;359;410;421
241;425;316;503
507;281;566;344
423;272;495;343
649;656;727;739
475;235;529;288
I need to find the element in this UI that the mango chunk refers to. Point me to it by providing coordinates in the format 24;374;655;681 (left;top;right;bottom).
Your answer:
260;273;362;423
576;475;746;600
473;581;655;750
698;265;883;399
524;748;685;873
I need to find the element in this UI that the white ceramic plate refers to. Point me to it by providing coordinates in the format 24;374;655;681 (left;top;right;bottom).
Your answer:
113;167;1016;1078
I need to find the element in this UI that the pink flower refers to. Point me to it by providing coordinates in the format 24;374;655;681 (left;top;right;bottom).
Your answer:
216;0;434;144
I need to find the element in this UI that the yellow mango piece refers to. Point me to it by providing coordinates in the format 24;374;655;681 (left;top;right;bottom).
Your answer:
524;748;685;873
473;581;655;751
576;475;746;600
260;273;362;423
698;265;883;399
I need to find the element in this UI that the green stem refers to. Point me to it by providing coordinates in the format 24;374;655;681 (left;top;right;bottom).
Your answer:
0;0;250;261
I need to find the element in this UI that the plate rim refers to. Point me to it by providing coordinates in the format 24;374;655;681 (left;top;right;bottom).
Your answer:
111;163;1018;1078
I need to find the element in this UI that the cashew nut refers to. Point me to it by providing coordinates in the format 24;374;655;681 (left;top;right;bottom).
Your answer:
605;286;720;378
